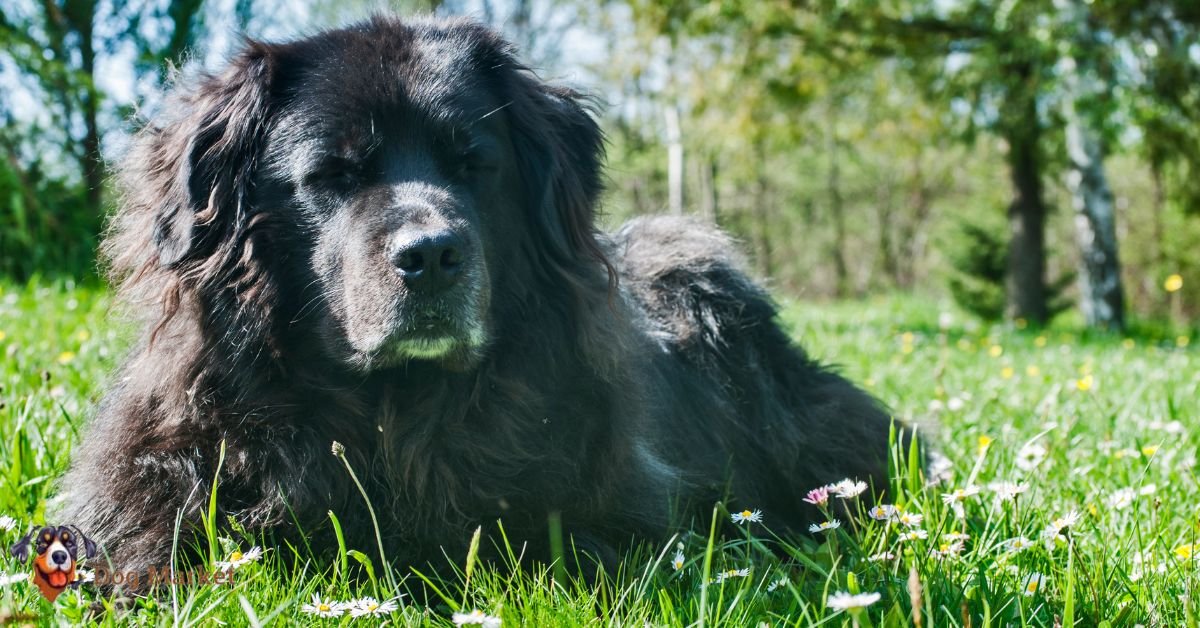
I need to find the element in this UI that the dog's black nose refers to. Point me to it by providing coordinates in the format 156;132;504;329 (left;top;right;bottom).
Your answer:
388;229;466;293
51;550;69;565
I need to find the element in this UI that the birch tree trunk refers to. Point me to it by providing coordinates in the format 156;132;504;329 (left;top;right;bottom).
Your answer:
664;103;684;215
1061;4;1126;330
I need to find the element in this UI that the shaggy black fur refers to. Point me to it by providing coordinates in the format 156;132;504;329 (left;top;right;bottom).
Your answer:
55;16;903;585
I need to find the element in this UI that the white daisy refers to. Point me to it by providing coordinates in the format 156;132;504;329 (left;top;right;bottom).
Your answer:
941;486;982;505
300;594;346;617
897;512;924;527
1000;536;1034;553
989;481;1028;501
347;597;399;617
712;567;751;583
898;529;929;542
1022;572;1046;596
0;516;16;532
867;551;895;562
827;591;882;611
1107;488;1136;510
215;546;263;570
808;520;841;533
868;504;898;521
731;509;763;525
1016;443;1047;471
1043;511;1081;539
452;609;502;627
671;550;685;571
931;540;965;559
75;568;95;583
829;479;868;499
766;576;790;592
943;532;970;543
0;572;30;586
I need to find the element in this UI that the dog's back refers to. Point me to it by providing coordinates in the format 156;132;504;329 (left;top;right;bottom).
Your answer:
614;215;900;531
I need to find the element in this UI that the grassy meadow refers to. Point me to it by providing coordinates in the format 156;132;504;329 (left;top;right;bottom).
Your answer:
0;280;1196;626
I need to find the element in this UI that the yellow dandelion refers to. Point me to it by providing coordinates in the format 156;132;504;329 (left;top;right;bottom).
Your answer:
1141;445;1159;457
1177;336;1190;348
988;345;1003;358
1174;544;1195;560
1164;274;1183;293
0;330;6;342
1025;365;1040;377
977;435;994;453
1034;336;1047;348
1076;375;1094;392
1087;503;1098;517
1001;367;1014;379
901;332;914;344
57;351;76;365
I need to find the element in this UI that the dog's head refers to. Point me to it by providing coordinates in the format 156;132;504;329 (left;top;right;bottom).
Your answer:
115;16;608;372
10;525;96;602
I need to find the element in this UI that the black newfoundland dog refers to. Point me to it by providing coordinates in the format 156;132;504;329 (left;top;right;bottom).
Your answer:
56;16;902;583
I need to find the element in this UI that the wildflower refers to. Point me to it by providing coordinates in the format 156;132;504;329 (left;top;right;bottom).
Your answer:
0;572;29;586
1000;537;1034;553
0;516;15;532
827;591;882;611
1141;445;1160;457
1076;375;1094;392
943;532;970;543
941;486;981;504
1175;544;1196;561
1107;488;1136;510
1139;484;1157;496
671;550;685;571
1025;365;1040;377
1016;443;1047;471
897;512;924;527
300;594;346;618
898;529;929;542
331;441;345;456
946;397;966;412
348;597;399;617
712;567;751;583
977;435;994;452
1164;274;1183;293
1044;511;1081;537
1001;367;1014;379
809;520;841;533
57;351;76;365
932;540;965;559
215;546;263;570
988;345;1003;358
452;609;502;627
829;479;868;499
766;576;790;592
867;551;895;562
802;486;830;506
1022;573;1046;597
75;568;95;583
868;504;898;521
731;509;763;525
989;481;1028;501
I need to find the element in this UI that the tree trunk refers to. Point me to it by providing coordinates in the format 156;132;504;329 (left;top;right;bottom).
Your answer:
1061;4;1125;330
1064;117;1124;329
699;156;718;223
1004;118;1048;324
664;102;684;215
826;106;849;297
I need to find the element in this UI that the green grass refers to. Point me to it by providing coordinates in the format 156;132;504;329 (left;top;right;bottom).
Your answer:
0;281;1197;626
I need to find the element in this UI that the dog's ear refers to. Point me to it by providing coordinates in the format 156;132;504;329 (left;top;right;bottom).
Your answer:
10;528;35;563
149;42;283;267
69;526;97;559
497;53;613;285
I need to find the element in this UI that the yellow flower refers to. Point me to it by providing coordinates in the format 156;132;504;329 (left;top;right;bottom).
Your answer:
1174;544;1194;560
977;435;994;453
1141;445;1159;457
75;330;90;342
901;332;914;344
0;330;6;342
1034;336;1047;348
57;351;76;365
1087;503;1098;517
988;345;1003;358
1164;274;1183;293
1076;375;1094;392
1025;365;1040;377
1001;367;1014;379
1177;336;1190;348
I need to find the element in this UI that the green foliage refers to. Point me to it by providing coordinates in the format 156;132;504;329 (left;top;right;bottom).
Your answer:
946;220;1008;321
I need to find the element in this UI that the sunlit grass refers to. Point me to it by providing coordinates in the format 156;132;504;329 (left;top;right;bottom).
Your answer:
0;282;1196;625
